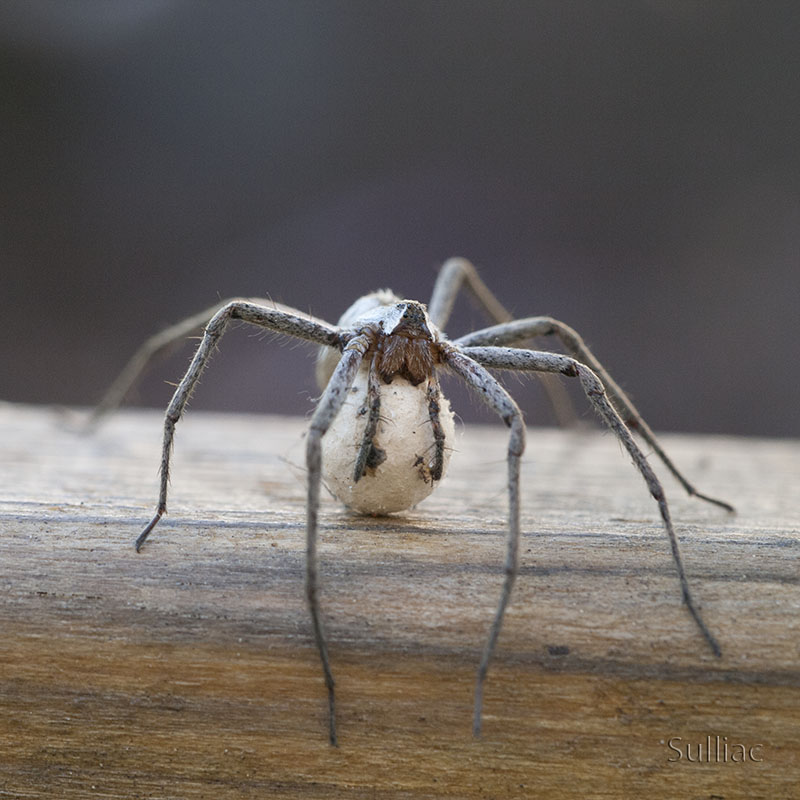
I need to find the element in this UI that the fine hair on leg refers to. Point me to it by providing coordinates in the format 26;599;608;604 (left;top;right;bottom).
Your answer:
427;257;514;331
305;332;372;746
134;301;340;552
455;318;734;512
428;258;577;427
461;344;722;658
87;298;332;428
441;344;526;738
97;259;733;746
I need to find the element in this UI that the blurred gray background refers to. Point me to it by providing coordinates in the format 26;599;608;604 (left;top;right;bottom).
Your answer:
2;1;798;436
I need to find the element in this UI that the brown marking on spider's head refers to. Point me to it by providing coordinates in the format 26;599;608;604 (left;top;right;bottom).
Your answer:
377;302;439;385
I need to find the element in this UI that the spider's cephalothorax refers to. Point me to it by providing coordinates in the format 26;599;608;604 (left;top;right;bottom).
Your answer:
101;257;733;746
318;296;454;515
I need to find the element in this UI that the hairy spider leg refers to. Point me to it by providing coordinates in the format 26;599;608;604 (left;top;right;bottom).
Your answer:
463;345;722;661
94;261;733;746
306;332;372;747
440;344;526;738
87;298;330;428
428;257;578;427
134;301;340;552
428;257;514;330
456;317;734;512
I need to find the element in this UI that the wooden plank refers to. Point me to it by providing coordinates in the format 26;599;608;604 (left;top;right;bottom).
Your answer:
1;402;798;799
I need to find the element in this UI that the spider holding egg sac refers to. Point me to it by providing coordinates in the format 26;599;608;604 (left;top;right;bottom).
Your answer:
92;257;733;746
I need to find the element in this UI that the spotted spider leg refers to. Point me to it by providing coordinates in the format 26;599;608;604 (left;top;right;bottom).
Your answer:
439;344;526;739
133;300;340;552
427;257;578;427
459;344;722;673
456;318;734;512
86;297;330;428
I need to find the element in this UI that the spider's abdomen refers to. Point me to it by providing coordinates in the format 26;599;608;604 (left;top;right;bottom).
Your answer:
321;367;455;515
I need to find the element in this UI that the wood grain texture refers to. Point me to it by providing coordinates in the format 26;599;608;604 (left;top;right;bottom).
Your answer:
1;402;798;799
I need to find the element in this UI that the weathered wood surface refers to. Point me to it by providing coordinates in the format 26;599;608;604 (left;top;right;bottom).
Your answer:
1;402;798;799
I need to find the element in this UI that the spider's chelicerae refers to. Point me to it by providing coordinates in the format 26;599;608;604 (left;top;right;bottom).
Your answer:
95;257;733;746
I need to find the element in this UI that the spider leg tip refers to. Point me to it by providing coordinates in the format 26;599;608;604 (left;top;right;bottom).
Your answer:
692;489;735;514
707;494;735;513
704;631;722;659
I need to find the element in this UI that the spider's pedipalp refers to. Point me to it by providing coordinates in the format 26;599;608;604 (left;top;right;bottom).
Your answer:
352;352;384;483
425;374;447;482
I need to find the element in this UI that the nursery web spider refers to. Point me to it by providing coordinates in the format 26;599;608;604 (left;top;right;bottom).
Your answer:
93;257;733;745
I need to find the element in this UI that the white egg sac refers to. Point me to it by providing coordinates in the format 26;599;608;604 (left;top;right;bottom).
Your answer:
321;367;455;515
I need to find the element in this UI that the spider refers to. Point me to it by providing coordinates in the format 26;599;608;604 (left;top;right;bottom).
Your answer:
93;257;733;746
